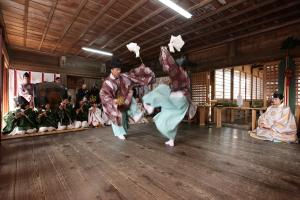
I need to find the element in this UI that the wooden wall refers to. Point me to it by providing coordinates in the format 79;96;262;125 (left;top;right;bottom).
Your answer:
9;49;106;79
187;23;300;72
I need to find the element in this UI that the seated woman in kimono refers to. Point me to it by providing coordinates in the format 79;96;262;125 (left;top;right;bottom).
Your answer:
37;99;59;132
250;92;298;143
57;98;75;130
74;97;89;128
88;100;107;127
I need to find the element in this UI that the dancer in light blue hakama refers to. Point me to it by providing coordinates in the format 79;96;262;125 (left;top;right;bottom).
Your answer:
143;46;196;146
143;84;189;140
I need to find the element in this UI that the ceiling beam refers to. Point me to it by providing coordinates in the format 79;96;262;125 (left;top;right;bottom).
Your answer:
111;0;214;53
23;0;29;47
117;0;247;60
38;0;58;50
120;0;286;62
125;19;300;66
99;6;168;50
63;0;118;54
51;0;88;53
79;0;148;57
121;0;246;55
186;18;300;55
0;10;9;46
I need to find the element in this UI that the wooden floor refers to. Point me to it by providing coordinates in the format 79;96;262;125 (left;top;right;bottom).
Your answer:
0;123;300;200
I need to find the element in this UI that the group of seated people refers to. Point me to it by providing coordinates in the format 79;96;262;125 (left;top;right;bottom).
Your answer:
2;72;111;135
2;72;149;136
2;95;111;135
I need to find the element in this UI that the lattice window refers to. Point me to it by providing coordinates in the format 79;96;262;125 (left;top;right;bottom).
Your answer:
259;78;264;100
214;68;231;100
191;71;209;104
252;76;257;100
215;69;223;99
224;69;231;99
233;70;240;99
240;72;246;100
246;74;252;100
265;62;279;99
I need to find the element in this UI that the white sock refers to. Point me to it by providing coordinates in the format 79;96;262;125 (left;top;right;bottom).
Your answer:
48;127;56;132
26;128;37;134
39;127;48;133
81;121;88;128
117;135;126;140
165;139;174;147
74;121;81;129
143;103;154;114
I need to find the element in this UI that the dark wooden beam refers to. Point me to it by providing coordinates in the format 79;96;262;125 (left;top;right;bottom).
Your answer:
111;0;214;52
100;6;168;49
120;0;279;61
122;0;298;63
126;19;300;68
0;10;9;46
188;19;300;58
63;0;118;54
51;0;88;53
24;0;29;47
38;0;58;50
116;0;246;59
80;0;149;57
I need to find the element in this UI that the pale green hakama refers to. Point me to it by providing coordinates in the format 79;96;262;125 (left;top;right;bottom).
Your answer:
142;84;189;139
111;98;143;137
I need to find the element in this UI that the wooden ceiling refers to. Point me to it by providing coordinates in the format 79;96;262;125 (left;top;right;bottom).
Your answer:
1;0;300;65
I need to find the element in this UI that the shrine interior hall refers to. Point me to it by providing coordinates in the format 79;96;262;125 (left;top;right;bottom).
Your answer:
0;0;300;199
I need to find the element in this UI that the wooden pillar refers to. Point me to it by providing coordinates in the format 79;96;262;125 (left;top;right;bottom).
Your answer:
263;65;267;107
251;109;257;131
0;28;3;143
198;106;206;126
230;109;235;123
216;108;222;128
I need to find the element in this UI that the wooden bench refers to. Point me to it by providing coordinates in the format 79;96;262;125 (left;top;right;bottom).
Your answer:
215;107;267;130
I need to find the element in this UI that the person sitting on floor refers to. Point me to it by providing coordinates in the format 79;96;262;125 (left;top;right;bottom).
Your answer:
6;97;38;135
57;98;75;130
74;97;90;128
250;92;298;143
88;100;106;127
37;99;59;133
18;72;34;107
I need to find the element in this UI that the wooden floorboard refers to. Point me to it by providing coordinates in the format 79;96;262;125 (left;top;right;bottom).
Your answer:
0;123;299;200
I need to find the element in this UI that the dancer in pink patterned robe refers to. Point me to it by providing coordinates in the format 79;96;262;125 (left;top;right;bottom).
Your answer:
100;56;155;140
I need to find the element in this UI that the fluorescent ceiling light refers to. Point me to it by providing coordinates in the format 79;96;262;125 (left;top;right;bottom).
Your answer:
158;0;192;19
82;47;113;56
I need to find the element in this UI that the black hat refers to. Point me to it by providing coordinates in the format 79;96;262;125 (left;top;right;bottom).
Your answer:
110;56;122;69
23;72;30;78
272;92;284;100
18;96;29;108
176;56;195;67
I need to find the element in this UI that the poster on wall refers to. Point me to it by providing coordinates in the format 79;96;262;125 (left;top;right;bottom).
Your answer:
44;73;55;82
31;71;42;83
